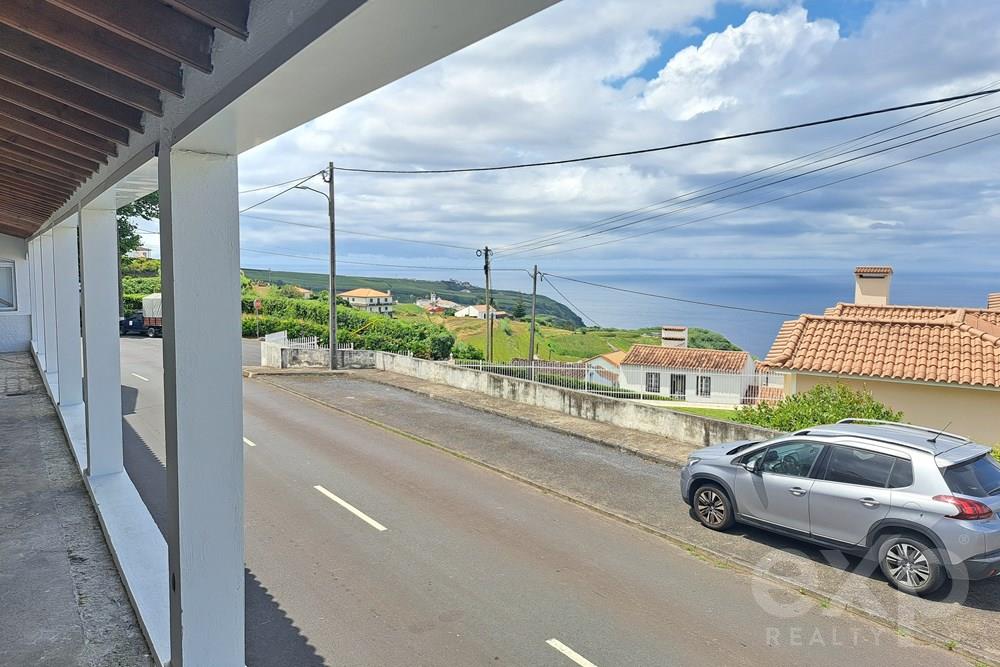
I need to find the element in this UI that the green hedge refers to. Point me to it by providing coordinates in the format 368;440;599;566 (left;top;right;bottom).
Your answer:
734;383;902;431
123;293;145;312
121;276;161;294
241;296;455;359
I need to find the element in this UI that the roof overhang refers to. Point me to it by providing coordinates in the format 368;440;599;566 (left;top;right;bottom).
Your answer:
0;0;559;238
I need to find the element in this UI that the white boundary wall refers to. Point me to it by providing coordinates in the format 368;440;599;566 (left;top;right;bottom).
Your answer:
356;352;781;447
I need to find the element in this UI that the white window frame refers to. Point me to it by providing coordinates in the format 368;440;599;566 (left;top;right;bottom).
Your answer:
696;375;712;397
0;260;15;311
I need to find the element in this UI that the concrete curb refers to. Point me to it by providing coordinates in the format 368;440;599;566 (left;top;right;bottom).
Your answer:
243;367;354;378
342;369;690;469
254;375;998;667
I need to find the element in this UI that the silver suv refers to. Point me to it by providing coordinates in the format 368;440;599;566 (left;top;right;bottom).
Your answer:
680;419;1000;595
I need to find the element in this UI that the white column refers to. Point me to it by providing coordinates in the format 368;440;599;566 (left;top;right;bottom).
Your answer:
160;133;244;666
53;222;83;406
28;238;41;352
80;201;124;476
40;232;58;380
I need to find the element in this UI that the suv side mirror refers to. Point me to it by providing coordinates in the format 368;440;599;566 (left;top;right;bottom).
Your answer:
742;459;759;474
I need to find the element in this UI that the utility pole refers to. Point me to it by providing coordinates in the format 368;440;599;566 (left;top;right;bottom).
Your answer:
295;164;336;369
477;246;493;362
326;161;337;370
528;264;538;362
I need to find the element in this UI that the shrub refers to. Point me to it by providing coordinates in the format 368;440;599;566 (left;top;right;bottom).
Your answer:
734;383;902;432
123;293;145;312
121;276;161;295
122;257;160;276
452;341;484;360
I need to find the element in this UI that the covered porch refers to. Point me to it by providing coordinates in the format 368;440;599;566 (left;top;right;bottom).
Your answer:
0;1;555;664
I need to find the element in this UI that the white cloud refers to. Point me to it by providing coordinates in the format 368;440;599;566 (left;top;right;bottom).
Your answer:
235;0;1000;332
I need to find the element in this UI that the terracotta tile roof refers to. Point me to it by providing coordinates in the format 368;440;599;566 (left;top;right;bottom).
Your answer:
854;266;893;275
588;350;626;366
621;344;750;373
764;304;1000;388
340;288;390;298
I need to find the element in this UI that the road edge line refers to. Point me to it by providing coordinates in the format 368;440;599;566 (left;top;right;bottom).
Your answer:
252;376;997;667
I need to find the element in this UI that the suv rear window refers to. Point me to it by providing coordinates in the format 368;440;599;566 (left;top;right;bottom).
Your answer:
944;455;1000;497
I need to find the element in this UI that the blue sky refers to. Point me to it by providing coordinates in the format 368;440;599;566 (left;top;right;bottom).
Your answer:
137;1;1000;350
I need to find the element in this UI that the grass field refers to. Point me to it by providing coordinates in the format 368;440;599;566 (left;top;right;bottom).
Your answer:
667;406;741;421
394;306;734;362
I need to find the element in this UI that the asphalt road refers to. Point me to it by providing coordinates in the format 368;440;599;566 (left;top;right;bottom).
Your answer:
119;336;967;666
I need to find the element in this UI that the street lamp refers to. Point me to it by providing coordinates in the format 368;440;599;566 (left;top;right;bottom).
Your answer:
294;163;336;369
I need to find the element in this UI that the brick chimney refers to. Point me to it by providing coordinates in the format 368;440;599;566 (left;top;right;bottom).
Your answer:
661;325;688;348
854;266;892;306
988;293;1000;311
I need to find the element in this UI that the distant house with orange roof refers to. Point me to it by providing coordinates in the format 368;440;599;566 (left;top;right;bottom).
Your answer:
339;288;395;315
584;350;627;387
763;266;1000;443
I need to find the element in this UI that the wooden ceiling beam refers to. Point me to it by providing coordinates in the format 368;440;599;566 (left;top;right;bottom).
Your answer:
0;0;183;96
0;162;78;195
0;143;90;182
0;184;64;210
0;170;75;200
0;55;143;132
0;81;130;144
47;0;214;74
0;127;101;172
162;0;250;39
0;218;38;236
0;198;56;219
0;113;110;164
0;25;162;116
0;98;117;154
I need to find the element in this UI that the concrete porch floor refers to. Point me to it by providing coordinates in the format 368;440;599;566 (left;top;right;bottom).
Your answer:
0;352;151;666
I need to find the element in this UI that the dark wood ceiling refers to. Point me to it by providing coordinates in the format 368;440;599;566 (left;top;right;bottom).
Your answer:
0;0;252;237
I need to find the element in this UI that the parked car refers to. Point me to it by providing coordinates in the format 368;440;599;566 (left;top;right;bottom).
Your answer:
681;419;1000;595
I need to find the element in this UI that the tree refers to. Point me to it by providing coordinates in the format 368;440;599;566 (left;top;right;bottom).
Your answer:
512;298;526;320
116;191;159;261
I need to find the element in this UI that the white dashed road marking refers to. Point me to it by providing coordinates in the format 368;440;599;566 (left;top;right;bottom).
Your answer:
243;437;257;447
313;485;387;532
546;639;599;667
130;373;149;382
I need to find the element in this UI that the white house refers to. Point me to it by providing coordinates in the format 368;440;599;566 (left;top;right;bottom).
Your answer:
454;304;509;319
128;246;152;259
619;344;760;405
416;293;460;311
339;288;395;315
584;350;626;387
0;232;30;352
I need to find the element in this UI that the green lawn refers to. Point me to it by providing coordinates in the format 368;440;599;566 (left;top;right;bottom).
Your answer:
668;406;741;421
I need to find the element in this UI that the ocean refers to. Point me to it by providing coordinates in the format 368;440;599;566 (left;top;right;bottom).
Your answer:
489;268;999;358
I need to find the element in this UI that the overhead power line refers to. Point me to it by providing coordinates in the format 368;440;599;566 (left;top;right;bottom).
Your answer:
239;171;324;214
239;172;322;194
513;124;1000;260
542;273;797;317
540;274;600;327
497;83;1000;255
330;87;1000;174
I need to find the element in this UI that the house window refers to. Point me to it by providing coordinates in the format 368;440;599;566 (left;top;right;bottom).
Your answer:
645;372;660;393
0;260;14;311
696;375;712;397
669;373;686;397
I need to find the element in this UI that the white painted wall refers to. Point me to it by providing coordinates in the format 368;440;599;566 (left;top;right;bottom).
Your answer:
0;232;30;352
619;360;761;405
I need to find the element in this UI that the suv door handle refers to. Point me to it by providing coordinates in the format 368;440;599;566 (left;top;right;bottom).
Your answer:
859;497;880;508
788;486;808;496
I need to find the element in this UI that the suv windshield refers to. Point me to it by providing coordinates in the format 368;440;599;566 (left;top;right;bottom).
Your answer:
943;454;1000;497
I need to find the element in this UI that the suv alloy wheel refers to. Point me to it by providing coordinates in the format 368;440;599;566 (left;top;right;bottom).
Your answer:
876;534;946;596
693;484;735;531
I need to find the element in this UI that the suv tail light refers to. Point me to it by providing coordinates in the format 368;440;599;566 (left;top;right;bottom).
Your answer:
933;495;994;520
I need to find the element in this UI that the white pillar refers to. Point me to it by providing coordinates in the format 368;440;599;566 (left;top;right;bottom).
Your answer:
28;237;40;351
80;201;124;475
159;133;244;666
53;222;83;406
40;232;58;379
